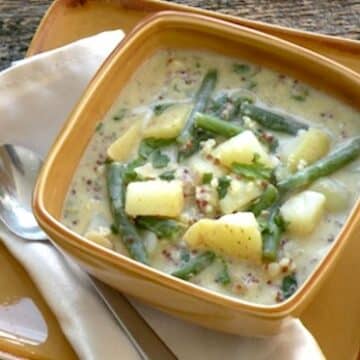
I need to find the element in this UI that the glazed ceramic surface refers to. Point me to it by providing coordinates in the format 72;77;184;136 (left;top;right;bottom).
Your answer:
0;1;359;358
33;11;360;337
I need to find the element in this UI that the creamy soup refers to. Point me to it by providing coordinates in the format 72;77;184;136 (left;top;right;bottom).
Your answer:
62;50;360;305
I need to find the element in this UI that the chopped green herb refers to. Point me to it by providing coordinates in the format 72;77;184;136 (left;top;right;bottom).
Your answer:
281;274;298;299
110;223;119;235
138;138;174;159
233;63;251;74
207;94;229;115
180;248;191;262
232;155;273;180
159;169;176;181
216;258;231;285
246;80;257;90
153;103;174;116
151;150;170;169
136;216;184;240
202;173;213;184
122;158;146;183
113;108;127;121
95;122;103;132
217;176;231;199
291;83;309;101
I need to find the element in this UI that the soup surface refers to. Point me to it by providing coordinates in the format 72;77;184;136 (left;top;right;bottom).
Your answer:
62;49;360;305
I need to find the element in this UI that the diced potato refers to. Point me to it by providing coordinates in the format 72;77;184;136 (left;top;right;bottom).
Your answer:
287;128;330;172
107;120;142;161
187;154;225;181
84;229;113;249
220;178;262;214
212;130;273;168
184;212;262;262
143;104;192;139
125;180;184;217
280;190;326;235
310;178;349;212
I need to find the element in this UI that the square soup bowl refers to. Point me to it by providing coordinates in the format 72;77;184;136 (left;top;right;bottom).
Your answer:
33;11;360;337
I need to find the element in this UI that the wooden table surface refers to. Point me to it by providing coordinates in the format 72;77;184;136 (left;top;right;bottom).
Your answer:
0;0;359;70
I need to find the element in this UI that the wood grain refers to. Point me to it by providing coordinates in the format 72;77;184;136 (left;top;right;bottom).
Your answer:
0;0;359;68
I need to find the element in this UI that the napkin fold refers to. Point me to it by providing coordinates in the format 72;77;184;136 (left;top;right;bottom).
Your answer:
0;30;324;360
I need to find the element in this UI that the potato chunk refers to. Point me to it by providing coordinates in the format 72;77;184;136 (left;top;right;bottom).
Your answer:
184;212;262;262
107;120;142;161
125;180;184;217
280;190;326;235
212;130;273;168
219;179;262;214
287;128;330;172
144;104;191;139
310;178;349;212
187;154;225;181
84;229;113;249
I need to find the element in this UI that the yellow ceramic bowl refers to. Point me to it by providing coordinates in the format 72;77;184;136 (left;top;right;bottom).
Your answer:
33;11;360;337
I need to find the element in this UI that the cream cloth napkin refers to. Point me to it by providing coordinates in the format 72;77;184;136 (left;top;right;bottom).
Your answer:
0;30;324;360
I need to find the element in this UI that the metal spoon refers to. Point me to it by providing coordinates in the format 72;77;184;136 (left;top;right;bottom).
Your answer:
0;143;176;360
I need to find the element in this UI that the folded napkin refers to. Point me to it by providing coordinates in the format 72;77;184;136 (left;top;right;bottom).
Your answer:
0;30;325;360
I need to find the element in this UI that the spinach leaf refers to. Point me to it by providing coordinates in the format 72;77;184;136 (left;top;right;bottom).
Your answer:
233;63;251;74
231;154;273;180
151;150;170;169
281;274;298;299
139;138;175;159
122;158;146;183
202;173;213;184
217;176;231;199
110;223;119;235
136;216;184;240
159;169;176;181
138;138;174;169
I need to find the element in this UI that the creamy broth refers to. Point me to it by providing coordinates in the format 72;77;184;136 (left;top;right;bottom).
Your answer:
62;50;360;305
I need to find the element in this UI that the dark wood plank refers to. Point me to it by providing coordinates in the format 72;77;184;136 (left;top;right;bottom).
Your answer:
0;0;359;70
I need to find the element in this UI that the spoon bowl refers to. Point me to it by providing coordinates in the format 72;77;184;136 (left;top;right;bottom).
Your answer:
0;143;175;359
0;144;46;240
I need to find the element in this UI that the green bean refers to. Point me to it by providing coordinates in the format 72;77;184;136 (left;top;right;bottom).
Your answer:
241;103;308;135
194;112;243;137
262;206;285;262
278;136;360;193
106;162;148;264
177;70;218;159
136;216;184;240
172;251;216;280
249;184;279;216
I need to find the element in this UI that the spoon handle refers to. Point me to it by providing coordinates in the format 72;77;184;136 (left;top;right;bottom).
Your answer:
90;276;177;360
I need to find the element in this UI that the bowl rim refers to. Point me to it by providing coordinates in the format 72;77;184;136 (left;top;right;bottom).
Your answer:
33;10;360;317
